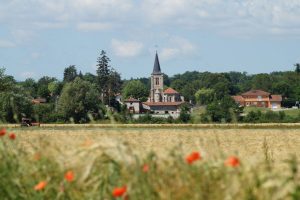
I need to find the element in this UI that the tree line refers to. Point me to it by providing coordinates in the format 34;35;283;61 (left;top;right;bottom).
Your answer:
0;51;300;124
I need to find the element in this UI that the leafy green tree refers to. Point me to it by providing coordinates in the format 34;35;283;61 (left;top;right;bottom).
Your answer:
83;73;97;83
244;111;262;123
0;87;33;123
48;81;62;97
180;80;202;102
21;78;37;98
122;80;148;101
37;85;50;99
37;76;57;99
170;79;185;91
0;68;15;92
205;96;241;123
63;65;78;83
179;103;191;123
213;82;230;100
272;81;292;97
195;88;215;105
58;77;104;123
33;103;55;123
252;74;273;91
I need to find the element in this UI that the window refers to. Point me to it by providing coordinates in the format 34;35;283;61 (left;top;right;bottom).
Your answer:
155;78;159;85
258;96;262;101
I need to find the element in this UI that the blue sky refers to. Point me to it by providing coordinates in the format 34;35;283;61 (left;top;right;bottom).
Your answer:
1;0;300;81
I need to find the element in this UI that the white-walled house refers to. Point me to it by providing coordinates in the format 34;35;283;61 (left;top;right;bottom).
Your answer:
124;97;141;114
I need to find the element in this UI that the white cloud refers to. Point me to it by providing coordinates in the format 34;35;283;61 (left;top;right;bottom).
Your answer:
161;48;180;60
77;22;113;31
1;0;300;37
111;39;143;57
141;0;300;36
11;29;35;43
31;52;40;59
0;40;15;48
160;36;197;60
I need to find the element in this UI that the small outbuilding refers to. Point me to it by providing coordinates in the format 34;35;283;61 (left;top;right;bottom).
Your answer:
124;97;141;114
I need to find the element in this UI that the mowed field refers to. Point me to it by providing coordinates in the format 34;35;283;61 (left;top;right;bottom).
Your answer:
15;125;300;162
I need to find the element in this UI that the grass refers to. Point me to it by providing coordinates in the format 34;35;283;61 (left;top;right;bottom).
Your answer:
244;106;300;117
1;127;300;199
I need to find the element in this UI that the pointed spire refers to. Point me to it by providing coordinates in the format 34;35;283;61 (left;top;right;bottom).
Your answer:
152;52;162;75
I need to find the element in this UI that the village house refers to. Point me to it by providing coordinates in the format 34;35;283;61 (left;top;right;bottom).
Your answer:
124;52;186;118
232;90;282;109
124;97;141;114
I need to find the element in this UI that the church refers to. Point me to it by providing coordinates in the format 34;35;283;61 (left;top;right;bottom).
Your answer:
124;53;186;118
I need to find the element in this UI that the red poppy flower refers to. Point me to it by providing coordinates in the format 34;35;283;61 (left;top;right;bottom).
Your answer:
34;153;41;161
225;156;240;167
9;133;16;140
112;186;127;197
64;170;75;182
142;164;149;173
186;151;201;164
0;128;6;136
34;181;47;191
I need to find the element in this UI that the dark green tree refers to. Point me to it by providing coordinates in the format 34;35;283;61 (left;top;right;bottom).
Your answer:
295;63;300;74
252;74;273;91
63;65;78;83
96;50;111;104
108;69;122;96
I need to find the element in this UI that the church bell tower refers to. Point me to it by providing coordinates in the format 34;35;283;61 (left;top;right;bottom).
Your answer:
150;52;164;102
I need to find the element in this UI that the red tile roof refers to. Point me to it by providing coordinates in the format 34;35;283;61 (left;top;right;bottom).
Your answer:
143;102;184;106
232;96;245;102
124;97;140;102
164;88;179;94
242;90;270;96
270;95;282;102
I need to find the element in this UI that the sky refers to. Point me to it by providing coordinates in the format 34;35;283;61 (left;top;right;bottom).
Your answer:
1;0;300;81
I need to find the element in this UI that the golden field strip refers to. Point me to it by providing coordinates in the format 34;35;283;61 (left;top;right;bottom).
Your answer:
1;124;300;199
5;124;300;163
2;123;300;128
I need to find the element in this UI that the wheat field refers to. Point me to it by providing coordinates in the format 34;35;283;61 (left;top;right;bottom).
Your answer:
1;125;300;199
15;126;300;162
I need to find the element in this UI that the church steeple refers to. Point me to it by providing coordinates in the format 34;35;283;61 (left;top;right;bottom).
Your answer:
152;52;162;75
150;52;164;102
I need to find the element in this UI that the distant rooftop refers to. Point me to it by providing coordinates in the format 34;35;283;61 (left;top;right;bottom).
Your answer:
164;88;179;94
242;90;270;96
124;97;140;102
